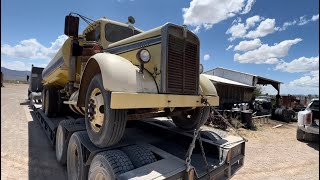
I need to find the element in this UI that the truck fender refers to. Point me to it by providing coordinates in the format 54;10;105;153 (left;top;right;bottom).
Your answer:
199;74;218;96
77;53;158;107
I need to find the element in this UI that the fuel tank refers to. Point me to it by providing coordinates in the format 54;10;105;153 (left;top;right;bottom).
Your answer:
42;38;81;87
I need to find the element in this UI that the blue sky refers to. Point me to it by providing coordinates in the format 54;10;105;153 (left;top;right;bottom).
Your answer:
1;0;319;95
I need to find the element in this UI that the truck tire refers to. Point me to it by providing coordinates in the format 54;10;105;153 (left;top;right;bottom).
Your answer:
171;107;210;131
296;128;304;141
44;87;58;117
56;119;84;165
121;145;157;168
67;131;90;180
88;150;134;180
85;74;127;148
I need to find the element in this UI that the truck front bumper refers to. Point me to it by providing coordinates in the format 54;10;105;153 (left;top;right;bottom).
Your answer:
110;92;219;109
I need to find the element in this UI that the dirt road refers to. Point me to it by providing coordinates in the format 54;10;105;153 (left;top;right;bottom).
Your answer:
1;83;319;180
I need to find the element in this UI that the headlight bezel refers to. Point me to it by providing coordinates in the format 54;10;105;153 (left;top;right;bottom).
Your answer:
137;49;151;63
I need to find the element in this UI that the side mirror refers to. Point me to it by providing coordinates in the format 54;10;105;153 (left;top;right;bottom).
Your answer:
64;15;79;37
128;16;135;24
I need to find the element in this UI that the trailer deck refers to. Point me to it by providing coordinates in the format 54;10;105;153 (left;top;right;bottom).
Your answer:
32;104;245;179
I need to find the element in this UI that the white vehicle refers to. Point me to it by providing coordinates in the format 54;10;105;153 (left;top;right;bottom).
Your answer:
296;98;319;141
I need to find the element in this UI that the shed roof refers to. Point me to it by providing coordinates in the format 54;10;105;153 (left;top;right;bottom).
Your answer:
202;74;254;88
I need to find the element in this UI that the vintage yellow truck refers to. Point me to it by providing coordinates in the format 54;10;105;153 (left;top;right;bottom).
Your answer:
41;14;219;148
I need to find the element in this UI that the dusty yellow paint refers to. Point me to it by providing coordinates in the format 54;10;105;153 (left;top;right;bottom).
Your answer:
110;92;219;109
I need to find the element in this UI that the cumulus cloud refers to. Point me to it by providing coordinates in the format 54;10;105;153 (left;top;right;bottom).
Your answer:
276;14;319;31
183;0;255;32
204;54;210;61
1;35;68;60
234;38;262;51
226;45;234;51
226;15;267;41
245;18;276;38
234;38;302;64
289;70;319;88
275;56;319;73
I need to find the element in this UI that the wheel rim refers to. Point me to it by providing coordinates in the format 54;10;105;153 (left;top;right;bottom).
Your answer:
94;172;107;180
56;125;64;160
87;88;105;133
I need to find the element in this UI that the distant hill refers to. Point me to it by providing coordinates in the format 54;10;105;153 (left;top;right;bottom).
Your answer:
1;67;30;81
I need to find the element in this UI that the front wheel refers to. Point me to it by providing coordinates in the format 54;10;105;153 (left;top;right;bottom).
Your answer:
85;74;127;148
171;107;210;131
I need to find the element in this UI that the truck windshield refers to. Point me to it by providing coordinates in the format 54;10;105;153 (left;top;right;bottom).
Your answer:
105;23;141;43
309;100;319;110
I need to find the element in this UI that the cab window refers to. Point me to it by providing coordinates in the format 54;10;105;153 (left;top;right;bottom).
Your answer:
105;23;141;43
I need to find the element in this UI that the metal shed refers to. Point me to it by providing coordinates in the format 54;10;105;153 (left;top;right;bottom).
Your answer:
204;67;282;108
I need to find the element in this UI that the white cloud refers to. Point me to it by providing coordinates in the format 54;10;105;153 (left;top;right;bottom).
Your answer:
312;14;319;21
1;60;47;71
1;35;68;60
245;18;276;38
234;38;262;51
234;38;302;64
226;45;234;51
1;60;30;71
241;0;256;14
289;71;319;88
226;15;265;41
183;0;255;32
275;56;319;73
277;14;319;31
204;54;210;61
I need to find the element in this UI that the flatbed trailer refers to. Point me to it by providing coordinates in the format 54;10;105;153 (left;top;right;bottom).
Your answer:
32;104;245;180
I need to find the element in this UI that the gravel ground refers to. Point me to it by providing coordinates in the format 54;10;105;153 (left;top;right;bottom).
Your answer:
1;83;319;180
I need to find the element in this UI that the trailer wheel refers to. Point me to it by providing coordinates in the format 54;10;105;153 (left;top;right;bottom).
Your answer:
172;107;210;131
56;119;84;165
121;144;157;168
44;87;58;117
88;150;134;180
85;74;127;148
67;131;90;180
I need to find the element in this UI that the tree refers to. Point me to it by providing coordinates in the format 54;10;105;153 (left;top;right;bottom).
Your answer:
253;86;263;98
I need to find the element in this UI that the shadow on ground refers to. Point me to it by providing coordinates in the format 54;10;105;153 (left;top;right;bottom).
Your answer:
25;102;67;180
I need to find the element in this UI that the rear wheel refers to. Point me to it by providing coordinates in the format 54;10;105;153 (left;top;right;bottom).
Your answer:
56;119;85;165
85;74;127;148
171;107;210;131
67;131;90;180
121;145;157;168
296;128;304;141
88;150;134;180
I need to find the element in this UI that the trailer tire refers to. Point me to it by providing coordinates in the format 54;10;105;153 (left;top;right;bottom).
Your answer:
44;87;58;117
121;145;157;168
56;119;84;165
85;74;127;148
67;131;90;180
88;150;134;180
172;107;210;131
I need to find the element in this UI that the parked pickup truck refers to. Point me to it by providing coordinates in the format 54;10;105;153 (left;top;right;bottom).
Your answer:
296;98;319;142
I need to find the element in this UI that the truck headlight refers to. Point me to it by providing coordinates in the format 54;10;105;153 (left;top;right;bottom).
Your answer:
137;49;151;63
